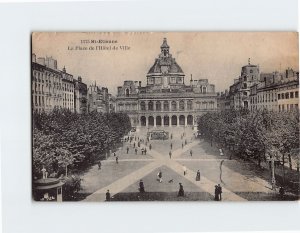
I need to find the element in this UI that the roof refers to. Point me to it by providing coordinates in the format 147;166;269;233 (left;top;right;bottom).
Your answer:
148;58;183;74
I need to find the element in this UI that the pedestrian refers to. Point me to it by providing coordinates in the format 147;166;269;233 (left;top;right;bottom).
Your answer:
170;134;173;139
218;184;222;200
279;186;285;199
178;183;184;197
133;142;136;148
169;151;172;159
135;136;136;141
116;156;119;164
214;185;219;201
149;144;152;150
182;143;184;149
113;152;116;157
126;146;129;154
170;143;173;150
157;171;162;183
106;190;111;201
196;170;200;181
135;148;138;155
144;148;147;155
139;179;145;193
183;165;187;176
138;141;140;147
190;150;193;157
98;161;102;170
185;139;187;145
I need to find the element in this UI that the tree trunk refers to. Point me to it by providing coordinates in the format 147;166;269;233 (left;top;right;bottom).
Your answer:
65;165;68;177
288;153;292;170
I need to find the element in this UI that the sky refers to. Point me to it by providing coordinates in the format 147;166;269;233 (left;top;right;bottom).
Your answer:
32;32;298;95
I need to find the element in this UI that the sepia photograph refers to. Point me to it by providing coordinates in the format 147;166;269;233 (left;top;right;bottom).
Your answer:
31;32;299;202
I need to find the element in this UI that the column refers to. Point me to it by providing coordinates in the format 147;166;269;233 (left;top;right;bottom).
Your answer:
177;115;180;127
169;115;171;127
154;116;156;127
184;115;187;126
145;101;148;111
146;116;148;127
162;117;164;127
153;101;156;111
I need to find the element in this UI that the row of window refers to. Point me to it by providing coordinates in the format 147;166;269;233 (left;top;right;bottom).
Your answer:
140;100;193;111
278;91;298;100
279;104;299;112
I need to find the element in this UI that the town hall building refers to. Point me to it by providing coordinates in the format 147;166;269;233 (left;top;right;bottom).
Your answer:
116;38;218;127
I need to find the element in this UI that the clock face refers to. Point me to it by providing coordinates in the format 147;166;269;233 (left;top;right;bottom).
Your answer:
161;66;168;74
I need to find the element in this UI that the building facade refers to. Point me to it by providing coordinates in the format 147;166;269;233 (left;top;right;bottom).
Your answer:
74;76;88;114
32;54;89;114
249;69;299;112
116;38;218;127
228;59;260;109
87;83;110;113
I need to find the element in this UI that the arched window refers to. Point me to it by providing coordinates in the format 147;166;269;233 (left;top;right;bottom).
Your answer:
163;101;169;111
202;86;207;94
171;101;177;111
179;100;185;111
140;101;145;111
148;101;153;111
125;88;130;97
156;101;161;111
187;100;193;110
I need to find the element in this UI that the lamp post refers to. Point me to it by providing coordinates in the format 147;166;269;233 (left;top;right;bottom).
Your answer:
270;154;276;191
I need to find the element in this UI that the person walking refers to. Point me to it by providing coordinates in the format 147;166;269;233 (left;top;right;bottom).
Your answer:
196;170;201;181
113;152;116;157
185;139;187;145
218;184;222;200
178;183;184;197
149;144;152;150
214;185;219;201
138;141;140;147
98;161;102;170
190;150;193;157
170;143;173;150
135;148;138;155
182;143;184;149
126;146;129;154
183;165;187;176
169;151;172;159
144;148;147;155
157;171;162;183
106;190;111;201
116;156;119;164
133;142;136;148
139;180;145;193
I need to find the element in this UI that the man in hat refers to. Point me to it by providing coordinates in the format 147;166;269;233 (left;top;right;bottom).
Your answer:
214;185;219;201
196;170;201;181
139;180;145;193
218;184;222;200
178;183;184;197
106;190;111;201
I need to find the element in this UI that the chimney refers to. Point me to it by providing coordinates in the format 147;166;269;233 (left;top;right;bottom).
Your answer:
32;53;36;62
139;81;141;87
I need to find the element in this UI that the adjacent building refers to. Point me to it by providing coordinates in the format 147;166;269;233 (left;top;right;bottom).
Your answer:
116;38;218;127
249;69;299;112
32;54;104;114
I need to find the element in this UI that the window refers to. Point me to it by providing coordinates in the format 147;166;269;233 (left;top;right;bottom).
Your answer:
250;69;253;73
179;100;185;111
187;100;193;110
281;93;284;99
243;83;247;89
125;88;130;97
163;101;169;111
156;101;161;111
290;92;294;98
279;105;281;112
140;101;145;111
244;76;247;81
285;92;289;99
295;91;299;98
202;86;207;94
171;101;177;111
148;101;153;111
